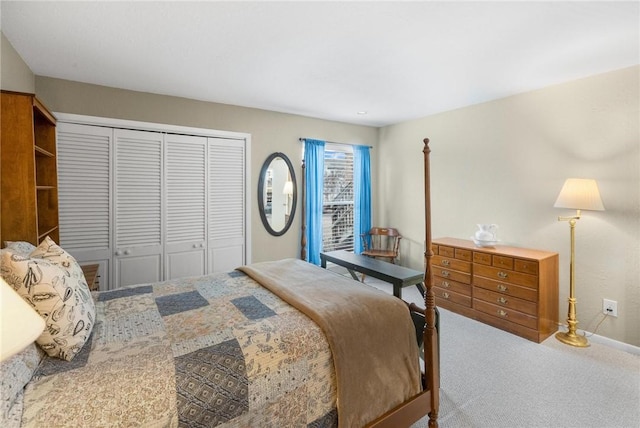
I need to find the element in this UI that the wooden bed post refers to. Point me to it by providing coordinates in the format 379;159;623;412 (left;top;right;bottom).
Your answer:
365;139;440;428
300;158;307;261
423;138;440;427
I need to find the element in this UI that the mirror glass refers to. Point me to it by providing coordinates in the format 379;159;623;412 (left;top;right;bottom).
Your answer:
258;152;297;236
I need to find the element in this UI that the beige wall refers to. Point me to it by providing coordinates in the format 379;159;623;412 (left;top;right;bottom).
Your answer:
34;77;379;264
1;33;35;93
378;66;640;346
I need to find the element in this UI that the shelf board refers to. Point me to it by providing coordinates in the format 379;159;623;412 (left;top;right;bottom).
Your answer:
35;145;55;157
36;185;56;190
38;226;59;241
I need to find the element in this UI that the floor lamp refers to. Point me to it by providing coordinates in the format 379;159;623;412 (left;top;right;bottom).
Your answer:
553;178;605;347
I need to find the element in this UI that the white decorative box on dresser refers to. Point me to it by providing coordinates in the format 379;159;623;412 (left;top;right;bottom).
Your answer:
432;237;559;343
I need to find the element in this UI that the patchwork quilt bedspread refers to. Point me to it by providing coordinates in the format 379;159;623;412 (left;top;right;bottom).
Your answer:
18;270;338;427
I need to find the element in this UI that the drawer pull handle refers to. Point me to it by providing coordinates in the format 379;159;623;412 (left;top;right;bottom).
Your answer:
442;281;450;288
497;297;508;304
443;292;450;299
441;270;450;277
497;284;508;292
498;310;508;317
441;260;450;266
498;271;508;279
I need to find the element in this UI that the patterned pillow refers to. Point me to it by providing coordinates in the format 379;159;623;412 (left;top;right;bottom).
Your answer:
2;241;36;258
0;238;95;361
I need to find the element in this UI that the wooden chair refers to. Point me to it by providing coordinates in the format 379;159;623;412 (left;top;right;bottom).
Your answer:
360;227;401;264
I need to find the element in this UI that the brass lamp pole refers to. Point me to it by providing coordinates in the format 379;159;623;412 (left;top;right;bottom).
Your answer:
555;211;586;346
553;178;604;347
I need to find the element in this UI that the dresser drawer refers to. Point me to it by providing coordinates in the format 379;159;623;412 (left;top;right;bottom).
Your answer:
492;255;513;270
473;299;538;330
434;277;471;296
473;276;538;301
434;287;472;307
473;252;492;265
437;245;455;258
434;267;471;284
473;286;537;316
455;248;472;262
433;255;471;273
514;259;538;275
473;264;538;289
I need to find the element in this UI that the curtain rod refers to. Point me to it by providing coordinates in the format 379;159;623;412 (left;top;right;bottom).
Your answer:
298;137;372;149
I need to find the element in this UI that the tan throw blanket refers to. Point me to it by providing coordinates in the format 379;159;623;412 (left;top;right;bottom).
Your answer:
239;259;421;427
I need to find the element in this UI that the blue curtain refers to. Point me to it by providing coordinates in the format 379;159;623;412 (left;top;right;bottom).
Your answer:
304;139;325;265
353;145;371;254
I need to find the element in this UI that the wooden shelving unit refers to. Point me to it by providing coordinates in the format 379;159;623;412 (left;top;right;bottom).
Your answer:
1;91;59;246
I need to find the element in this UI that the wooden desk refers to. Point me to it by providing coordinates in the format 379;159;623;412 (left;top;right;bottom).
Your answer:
80;264;100;291
320;250;424;298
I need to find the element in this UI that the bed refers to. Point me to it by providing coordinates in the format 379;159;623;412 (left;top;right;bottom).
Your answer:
1;139;439;427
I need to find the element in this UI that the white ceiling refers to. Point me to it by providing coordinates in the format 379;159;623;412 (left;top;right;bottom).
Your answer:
1;1;638;127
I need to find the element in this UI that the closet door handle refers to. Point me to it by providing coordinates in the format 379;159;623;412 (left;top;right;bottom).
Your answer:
124;250;131;255
115;250;122;256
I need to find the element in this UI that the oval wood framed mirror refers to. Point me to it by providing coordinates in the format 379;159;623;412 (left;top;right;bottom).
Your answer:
258;152;297;236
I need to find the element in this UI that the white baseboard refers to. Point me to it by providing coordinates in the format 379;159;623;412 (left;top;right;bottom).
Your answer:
557;325;640;355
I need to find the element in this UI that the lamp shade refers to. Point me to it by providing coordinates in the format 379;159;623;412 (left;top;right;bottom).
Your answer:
283;180;293;195
0;277;45;361
554;178;605;211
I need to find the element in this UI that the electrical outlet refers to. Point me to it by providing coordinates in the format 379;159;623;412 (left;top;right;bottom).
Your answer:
602;299;618;317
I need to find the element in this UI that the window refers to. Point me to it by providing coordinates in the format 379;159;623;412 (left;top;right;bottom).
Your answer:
322;144;354;252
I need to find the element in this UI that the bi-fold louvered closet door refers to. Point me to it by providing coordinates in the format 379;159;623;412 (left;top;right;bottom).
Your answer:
57;122;247;290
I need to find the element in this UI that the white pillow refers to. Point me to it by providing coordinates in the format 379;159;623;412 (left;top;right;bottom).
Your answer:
0;237;95;361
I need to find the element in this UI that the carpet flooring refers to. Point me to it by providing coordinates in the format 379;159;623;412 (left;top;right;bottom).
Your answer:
355;273;640;428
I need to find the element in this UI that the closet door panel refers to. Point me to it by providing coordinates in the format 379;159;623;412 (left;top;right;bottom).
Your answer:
208;138;245;273
209;243;244;273
164;134;207;279
114;129;163;288
166;243;206;280
116;248;162;288
57;123;112;289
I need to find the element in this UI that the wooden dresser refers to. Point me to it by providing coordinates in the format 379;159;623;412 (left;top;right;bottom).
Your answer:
432;237;559;343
